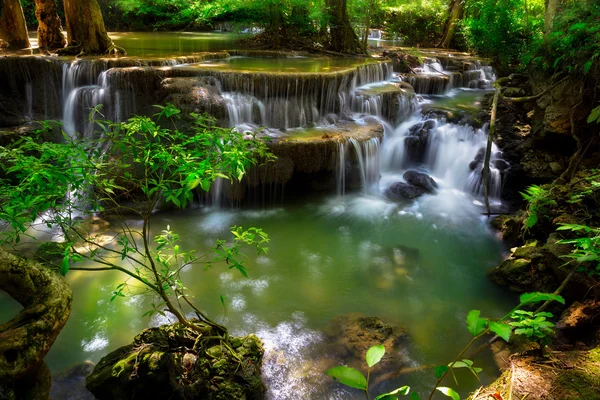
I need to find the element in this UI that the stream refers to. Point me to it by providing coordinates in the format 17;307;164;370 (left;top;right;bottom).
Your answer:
0;32;515;399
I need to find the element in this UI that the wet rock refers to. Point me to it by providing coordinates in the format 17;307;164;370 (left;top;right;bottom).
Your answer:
549;161;564;174
404;122;432;165
493;159;510;171
384;182;426;201
51;361;96;400
491;213;525;248
86;322;264;400
160;77;228;122
325;314;407;370
403;170;438;193
488;237;594;298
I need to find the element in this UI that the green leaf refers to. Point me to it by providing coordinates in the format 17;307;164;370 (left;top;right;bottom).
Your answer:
588;106;600;124
436;387;460;400
466;310;488;336
410;393;422;400
326;366;367;390
489;321;512;342
435;387;460;400
60;255;69;276
366;344;385;368
519;292;565;306
434;365;450;379
376;386;411;400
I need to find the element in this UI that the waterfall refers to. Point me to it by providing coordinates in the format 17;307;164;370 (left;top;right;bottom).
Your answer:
368;29;383;40
347;137;381;194
336;141;347;197
380;118;506;202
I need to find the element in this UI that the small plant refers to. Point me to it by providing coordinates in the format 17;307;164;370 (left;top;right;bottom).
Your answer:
326;344;411;400
520;185;557;229
509;310;555;345
557;223;600;276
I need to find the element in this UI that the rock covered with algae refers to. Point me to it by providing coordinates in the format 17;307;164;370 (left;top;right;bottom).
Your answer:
86;321;265;400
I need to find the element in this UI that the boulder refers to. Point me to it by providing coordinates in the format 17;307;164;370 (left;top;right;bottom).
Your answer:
86;322;265;400
384;182;426;201
403;170;438;193
325;314;408;370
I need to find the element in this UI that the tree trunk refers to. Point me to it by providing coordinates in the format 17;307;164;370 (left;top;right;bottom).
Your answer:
361;0;375;51
544;0;560;40
0;248;72;382
326;0;364;54
438;0;464;49
0;0;31;50
35;0;66;49
62;0;114;54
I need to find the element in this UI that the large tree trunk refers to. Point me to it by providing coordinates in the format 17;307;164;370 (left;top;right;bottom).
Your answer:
438;0;464;48
0;0;31;50
0;248;72;384
62;0;114;54
35;0;66;49
326;0;364;54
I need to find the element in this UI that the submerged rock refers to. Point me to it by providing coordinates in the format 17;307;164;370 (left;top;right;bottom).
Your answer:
86;322;264;400
384;182;426;201
403;170;438;193
325;314;408;370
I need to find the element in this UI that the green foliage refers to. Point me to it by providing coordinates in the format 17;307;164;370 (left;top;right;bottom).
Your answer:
520;185;557;229
557;223;600;276
382;1;447;46
461;0;545;69
526;2;600;76
0;105;273;332
509;310;555;344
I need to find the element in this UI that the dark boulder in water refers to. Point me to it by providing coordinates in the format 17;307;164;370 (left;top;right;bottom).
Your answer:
493;159;510;171
403;170;438;193
384;182;426;201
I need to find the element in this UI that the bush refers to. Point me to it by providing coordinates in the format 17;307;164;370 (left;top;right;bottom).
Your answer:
382;1;447;46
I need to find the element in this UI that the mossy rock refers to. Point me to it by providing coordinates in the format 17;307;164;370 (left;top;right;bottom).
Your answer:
86;321;265;400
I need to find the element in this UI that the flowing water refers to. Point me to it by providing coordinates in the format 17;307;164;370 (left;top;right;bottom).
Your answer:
1;33;515;399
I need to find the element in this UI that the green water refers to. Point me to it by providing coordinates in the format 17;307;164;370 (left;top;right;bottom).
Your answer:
423;89;493;112
186;56;375;74
110;32;249;57
0;193;515;399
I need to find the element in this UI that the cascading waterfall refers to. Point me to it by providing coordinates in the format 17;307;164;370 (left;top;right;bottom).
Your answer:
53;52;504;206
